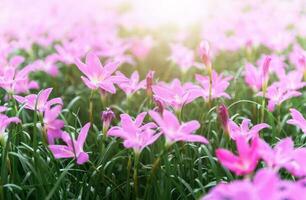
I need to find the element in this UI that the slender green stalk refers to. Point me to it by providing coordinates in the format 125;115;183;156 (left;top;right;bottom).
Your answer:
133;152;140;199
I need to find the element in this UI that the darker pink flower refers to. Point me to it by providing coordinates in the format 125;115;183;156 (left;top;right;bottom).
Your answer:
216;136;259;175
287;108;306;134
107;112;160;153
75;52;124;93
14;88;63;113
49;123;91;165
149;110;208;145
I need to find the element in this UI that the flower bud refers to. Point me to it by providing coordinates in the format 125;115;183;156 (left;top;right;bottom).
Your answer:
101;107;115;134
218;104;229;132
146;70;155;97
198;40;212;70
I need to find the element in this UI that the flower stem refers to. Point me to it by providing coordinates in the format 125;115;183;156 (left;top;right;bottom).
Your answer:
89;90;95;125
133;152;140;199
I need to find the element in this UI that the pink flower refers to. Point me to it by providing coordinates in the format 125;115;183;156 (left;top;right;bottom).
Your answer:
227;118;269;141
32;54;59;77
289;44;306;73
0;106;20;135
168;43;201;72
107;112;160;153
49;123;90;165
258;137;306;177
275;70;306;91
202;169;305;200
258;84;301;112
287;108;306;134
115;71;146;95
152;79;200;111
258;137;294;170
43;105;64;144
130;36;154;60
75;52;123;93
194;71;232;100
218;104;229;131
216;136;259;175
149;110;208;145
244;56;272;91
0;64;38;94
14;88;63;113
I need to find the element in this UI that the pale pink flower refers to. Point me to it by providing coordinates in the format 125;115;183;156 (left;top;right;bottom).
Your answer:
0;106;20;135
149;110;208;145
216;136;259;175
107;112;160;153
32;54;59;77
275;70;306;91
115;71;146;95
130;36;154;60
289;44;306;73
152;79;200;110
258;137;295;170
0;64;38;94
49;123;90;165
287;108;306;134
258;84;301;111
194;71;232;100
227;118;269;141
257;54;286;79
258;137;306;177
14;88;63;113
203;168;306;200
75;52;123;93
168;43;201;72
244;56;272;91
43;105;64;144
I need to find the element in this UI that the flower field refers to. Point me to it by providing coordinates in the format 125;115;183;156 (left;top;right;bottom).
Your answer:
1;0;306;199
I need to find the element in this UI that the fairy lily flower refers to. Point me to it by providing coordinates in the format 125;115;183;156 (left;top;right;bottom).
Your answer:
227;118;269;141
146;70;155;97
0;106;20;140
149;110;208;146
244;56;272;92
194;71;232;101
168;43;200;72
198;40;211;70
0;64;38;94
258;137;306;177
202;168;305;200
258;137;294;171
107;112;160;153
43;105;64;144
275;71;306;91
14;88;63;113
49;123;91;165
216;136;259;175
115;71;146;96
152;79;200;111
287;108;306;134
258;84;301;112
130;36;154;60
32;54;59;77
101;107;115;134
75;52;123;93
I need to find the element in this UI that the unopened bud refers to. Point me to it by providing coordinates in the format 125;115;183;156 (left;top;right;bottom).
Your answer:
146;70;155;97
101;107;115;134
218;104;229;132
